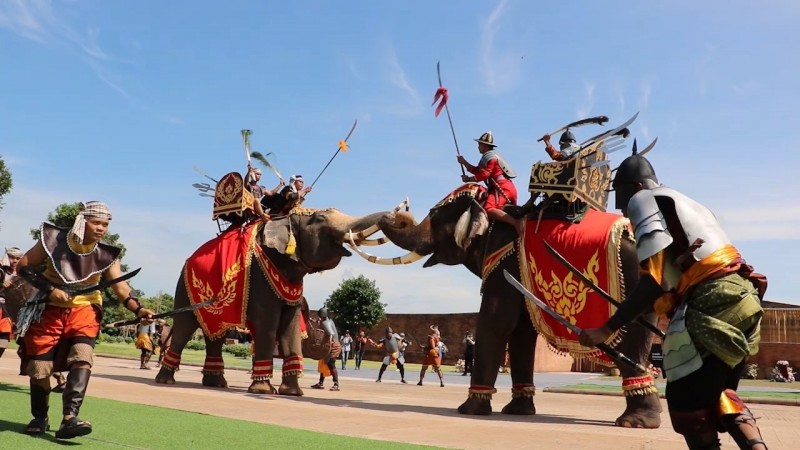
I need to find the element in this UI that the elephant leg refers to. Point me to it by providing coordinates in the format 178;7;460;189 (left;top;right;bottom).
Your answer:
201;336;228;388
155;285;198;385
276;304;303;396
247;293;280;395
458;288;519;416
501;312;537;415
156;314;198;384
615;310;662;429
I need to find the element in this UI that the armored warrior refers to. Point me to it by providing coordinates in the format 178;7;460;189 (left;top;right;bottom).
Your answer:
579;154;767;450
541;129;580;161
310;307;340;391
456;131;521;235
368;327;408;384
417;325;445;387
16;201;154;439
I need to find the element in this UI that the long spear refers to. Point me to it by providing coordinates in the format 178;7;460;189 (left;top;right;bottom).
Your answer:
308;119;358;189
432;61;465;176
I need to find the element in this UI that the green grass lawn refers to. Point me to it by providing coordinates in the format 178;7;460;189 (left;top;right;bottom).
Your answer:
8;340;460;373
0;382;438;449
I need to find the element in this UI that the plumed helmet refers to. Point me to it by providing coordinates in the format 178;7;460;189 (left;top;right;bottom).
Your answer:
318;307;328;318
612;154;658;188
558;129;577;150
474;131;496;147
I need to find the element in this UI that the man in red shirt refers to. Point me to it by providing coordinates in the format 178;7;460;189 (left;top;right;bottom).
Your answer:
457;131;521;235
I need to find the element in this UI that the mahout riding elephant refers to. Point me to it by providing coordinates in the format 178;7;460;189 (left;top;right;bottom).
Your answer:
350;183;663;428
154;206;392;397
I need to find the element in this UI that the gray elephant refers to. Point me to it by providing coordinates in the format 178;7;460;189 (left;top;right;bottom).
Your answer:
154;206;393;396
351;182;662;428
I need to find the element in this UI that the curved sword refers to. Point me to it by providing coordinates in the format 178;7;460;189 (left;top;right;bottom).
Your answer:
105;297;217;328
543;242;665;339
503;269;647;373
537;115;609;142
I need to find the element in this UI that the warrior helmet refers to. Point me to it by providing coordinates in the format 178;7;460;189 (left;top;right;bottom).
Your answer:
558;129;577;151
474;131;496;147
318;307;329;319
611;154;659;210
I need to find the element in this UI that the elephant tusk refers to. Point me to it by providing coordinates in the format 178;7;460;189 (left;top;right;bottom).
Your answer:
347;230;423;265
355;236;390;246
344;224;381;243
393;197;411;213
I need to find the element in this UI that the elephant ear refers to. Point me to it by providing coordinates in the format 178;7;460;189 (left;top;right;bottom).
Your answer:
454;199;489;250
260;217;291;252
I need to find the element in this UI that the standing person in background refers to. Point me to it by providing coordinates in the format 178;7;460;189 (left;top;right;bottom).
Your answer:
339;330;352;370
369;327;408;384
354;330;368;370
418;325;445;387
135;321;155;370
310;307;340;391
462;331;475;376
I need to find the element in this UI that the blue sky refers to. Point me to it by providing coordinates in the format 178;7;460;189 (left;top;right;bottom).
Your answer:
1;1;798;313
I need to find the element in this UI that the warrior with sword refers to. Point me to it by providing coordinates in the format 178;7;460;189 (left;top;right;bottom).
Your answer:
15;201;155;439
578;152;768;450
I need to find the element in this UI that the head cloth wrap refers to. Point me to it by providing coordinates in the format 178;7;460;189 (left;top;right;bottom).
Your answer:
5;247;23;258
69;201;113;245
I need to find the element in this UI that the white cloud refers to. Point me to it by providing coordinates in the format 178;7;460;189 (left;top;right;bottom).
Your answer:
576;82;595;118
0;0;53;44
716;204;800;242
479;0;521;94
387;47;420;105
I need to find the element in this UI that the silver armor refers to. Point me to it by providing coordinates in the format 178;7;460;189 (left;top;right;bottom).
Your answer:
627;189;673;262
629;186;731;264
321;318;339;343
479;150;517;179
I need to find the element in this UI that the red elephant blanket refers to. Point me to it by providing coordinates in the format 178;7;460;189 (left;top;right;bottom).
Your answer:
184;223;303;339
517;209;630;366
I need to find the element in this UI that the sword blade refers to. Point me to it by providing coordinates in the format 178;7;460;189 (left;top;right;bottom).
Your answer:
70;268;142;296
537;115;610;142
579;112;639;147
638;137;659;157
343;119;358;143
542;242;666;339
502;270;647;373
105;298;217;328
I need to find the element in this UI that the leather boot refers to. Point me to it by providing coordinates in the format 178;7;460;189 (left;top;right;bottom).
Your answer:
56;368;92;439
62;368;91;417
29;380;50;423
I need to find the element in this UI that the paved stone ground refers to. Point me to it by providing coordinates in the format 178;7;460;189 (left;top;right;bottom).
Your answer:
2;355;798;449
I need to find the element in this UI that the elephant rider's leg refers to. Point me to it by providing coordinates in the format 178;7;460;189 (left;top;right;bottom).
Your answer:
487;208;522;236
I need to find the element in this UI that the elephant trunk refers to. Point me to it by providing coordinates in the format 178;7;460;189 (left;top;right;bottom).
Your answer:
378;211;434;255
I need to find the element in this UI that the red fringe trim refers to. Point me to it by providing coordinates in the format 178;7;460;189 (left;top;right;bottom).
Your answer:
282;355;303;376
161;348;181;372
252;359;274;381
203;356;225;375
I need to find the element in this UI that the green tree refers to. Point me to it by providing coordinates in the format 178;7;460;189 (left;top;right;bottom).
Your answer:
0;156;14;222
29;202;128;268
325;275;386;335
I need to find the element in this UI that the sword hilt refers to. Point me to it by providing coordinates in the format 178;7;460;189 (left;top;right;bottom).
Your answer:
596;342;647;373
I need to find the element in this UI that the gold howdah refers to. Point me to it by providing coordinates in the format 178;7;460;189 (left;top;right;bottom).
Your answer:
212;172;256;220
528;141;612;212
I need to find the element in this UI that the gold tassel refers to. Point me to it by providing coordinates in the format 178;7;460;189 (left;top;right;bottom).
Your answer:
285;233;296;255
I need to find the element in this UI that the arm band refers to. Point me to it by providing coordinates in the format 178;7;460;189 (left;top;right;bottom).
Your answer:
606;274;664;331
18;266;56;295
123;294;142;313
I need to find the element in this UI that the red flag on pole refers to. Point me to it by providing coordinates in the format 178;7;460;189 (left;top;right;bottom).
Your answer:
432;86;448;117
